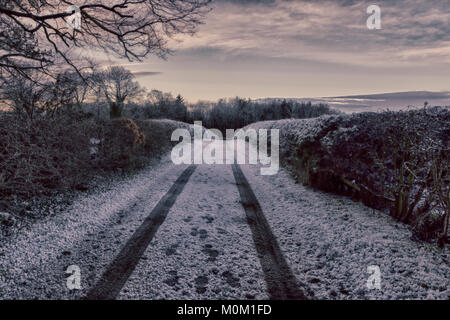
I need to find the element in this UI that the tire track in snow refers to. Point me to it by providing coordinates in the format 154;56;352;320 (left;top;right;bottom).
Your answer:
232;164;309;300
117;164;268;299
85;165;197;300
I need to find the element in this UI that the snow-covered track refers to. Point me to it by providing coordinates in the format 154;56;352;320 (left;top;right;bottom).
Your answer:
232;164;309;300
85;165;197;300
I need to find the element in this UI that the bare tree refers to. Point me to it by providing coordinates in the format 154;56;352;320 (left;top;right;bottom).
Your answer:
0;64;99;119
0;73;48;120
94;66;142;118
70;71;93;110
0;0;212;79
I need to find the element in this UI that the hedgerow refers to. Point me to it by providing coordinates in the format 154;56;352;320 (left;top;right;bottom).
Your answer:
0;112;187;216
246;107;450;246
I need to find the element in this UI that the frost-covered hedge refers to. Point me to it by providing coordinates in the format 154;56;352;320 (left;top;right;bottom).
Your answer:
0;114;192;217
246;107;450;245
135;119;195;156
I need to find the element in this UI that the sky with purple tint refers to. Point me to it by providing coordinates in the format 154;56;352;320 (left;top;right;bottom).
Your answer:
107;0;450;102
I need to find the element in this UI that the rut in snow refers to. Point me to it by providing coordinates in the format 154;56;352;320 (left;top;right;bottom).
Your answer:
232;164;309;300
85;165;197;300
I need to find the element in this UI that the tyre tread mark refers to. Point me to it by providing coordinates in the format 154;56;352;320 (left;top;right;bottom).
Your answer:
85;165;197;300
232;164;309;300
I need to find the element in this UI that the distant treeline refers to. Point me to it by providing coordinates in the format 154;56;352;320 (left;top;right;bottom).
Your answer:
1;65;337;132
118;93;338;133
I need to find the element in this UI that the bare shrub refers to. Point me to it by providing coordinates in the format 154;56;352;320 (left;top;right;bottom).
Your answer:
0;113;94;201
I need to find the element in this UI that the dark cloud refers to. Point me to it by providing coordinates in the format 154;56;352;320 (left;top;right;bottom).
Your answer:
135;0;450;101
132;71;162;78
180;0;450;67
338;91;450;100
217;0;276;4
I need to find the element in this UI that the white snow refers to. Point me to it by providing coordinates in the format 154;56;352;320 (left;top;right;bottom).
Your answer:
0;134;448;300
119;163;268;300
0;154;189;299
240;151;449;299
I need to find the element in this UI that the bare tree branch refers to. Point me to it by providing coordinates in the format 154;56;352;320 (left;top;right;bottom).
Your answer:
0;0;212;81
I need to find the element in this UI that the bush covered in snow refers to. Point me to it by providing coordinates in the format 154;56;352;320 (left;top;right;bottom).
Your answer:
246;107;450;246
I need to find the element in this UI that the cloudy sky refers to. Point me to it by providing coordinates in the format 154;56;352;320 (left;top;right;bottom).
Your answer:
115;0;450;102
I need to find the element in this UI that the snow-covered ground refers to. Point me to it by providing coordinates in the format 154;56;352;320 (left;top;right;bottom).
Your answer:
0;155;189;299
240;160;449;299
0;141;448;300
119;163;268;300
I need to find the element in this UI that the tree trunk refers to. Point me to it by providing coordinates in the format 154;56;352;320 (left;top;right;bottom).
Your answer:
110;102;122;119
